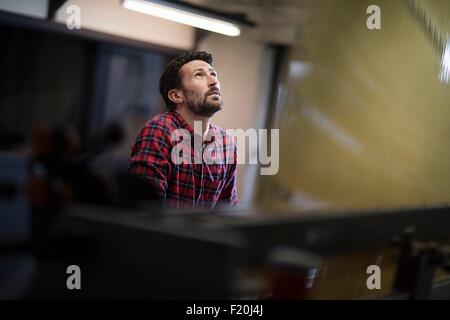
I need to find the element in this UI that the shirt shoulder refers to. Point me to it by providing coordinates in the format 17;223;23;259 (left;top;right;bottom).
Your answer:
145;111;185;131
137;111;187;139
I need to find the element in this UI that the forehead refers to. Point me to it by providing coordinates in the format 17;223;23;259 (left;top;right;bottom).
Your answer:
180;60;214;74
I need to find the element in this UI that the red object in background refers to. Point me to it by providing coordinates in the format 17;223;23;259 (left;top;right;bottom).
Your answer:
268;269;309;299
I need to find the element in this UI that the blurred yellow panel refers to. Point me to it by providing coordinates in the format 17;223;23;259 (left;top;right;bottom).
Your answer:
257;0;450;213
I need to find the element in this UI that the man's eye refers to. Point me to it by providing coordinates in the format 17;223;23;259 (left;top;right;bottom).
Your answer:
195;73;202;77
211;73;217;77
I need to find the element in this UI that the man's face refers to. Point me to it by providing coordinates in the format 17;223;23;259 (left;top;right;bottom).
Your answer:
179;60;223;117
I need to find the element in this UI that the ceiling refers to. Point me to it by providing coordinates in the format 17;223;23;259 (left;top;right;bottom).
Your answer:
179;0;313;45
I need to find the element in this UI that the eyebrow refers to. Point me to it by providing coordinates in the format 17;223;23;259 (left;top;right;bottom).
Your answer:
193;67;216;73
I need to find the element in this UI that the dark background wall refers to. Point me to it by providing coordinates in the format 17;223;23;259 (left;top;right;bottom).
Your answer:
0;23;170;157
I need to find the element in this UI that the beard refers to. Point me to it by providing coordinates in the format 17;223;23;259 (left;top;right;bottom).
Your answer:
183;89;223;117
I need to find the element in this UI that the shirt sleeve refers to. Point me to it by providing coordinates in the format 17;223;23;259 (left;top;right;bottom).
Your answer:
129;123;172;202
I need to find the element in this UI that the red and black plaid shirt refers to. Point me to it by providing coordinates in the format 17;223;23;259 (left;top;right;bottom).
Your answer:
129;111;238;210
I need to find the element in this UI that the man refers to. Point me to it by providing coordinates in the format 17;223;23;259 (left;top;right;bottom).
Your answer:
129;51;238;210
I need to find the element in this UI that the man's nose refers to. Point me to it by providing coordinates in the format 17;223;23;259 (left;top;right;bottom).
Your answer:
208;75;218;87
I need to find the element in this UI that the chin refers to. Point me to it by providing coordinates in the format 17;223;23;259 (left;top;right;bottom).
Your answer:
204;104;222;117
208;96;222;103
213;103;223;112
206;98;222;109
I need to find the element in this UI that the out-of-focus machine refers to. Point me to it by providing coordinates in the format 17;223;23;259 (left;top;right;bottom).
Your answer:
54;203;450;300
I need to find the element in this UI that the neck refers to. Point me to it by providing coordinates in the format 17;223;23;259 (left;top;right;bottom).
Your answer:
175;106;211;140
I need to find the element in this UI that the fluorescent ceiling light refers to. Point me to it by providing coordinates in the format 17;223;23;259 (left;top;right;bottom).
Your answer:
122;0;241;37
440;38;450;84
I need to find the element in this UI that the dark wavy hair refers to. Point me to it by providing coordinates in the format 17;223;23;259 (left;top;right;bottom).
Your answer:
159;51;213;111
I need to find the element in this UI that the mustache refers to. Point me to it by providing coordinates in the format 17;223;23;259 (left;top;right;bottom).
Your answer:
206;88;221;96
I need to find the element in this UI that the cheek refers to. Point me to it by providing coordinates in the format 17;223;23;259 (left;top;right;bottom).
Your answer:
190;82;207;93
187;90;202;102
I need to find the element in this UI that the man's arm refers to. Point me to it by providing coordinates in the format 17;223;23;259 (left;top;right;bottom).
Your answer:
129;123;172;202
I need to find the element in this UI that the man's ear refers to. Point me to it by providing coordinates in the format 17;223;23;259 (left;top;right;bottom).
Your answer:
168;89;184;105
